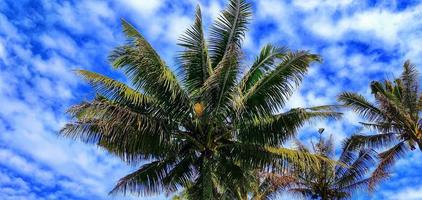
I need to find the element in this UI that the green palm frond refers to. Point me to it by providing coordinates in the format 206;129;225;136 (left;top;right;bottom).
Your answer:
61;98;173;163
77;70;153;107
110;19;189;118
242;51;320;116
209;0;251;68
399;60;419;116
203;44;240;118
347;133;397;150
110;157;177;196
178;6;212;95
338;92;384;121
225;143;335;174
238;107;341;145
240;44;288;94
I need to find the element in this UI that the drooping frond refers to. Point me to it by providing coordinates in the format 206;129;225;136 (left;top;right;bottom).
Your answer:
240;44;288;94
242;51;320;116
161;155;196;193
369;141;408;190
61;98;174;163
209;0;251;68
178;6;212;95
76;70;153;108
225;143;335;174
110;157;177;196
335;149;377;189
338;92;384;122
110;19;189;118
238;106;341;145
347;133;397;150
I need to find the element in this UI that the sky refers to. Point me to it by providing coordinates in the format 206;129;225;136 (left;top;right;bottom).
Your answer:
0;0;422;199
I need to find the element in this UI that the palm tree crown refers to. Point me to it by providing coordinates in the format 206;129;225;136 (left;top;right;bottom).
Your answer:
61;0;340;199
338;60;422;187
288;132;377;200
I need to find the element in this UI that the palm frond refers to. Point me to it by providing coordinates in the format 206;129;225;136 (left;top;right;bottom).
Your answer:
338;178;371;193
336;149;376;189
238;107;341;145
202;44;240;118
77;70;153;108
161;156;196;193
347;133;397;150
209;0;251;68
178;7;212;95
225;143;335;174
239;44;288;94
369;141;408;190
338;92;384;122
61;98;174;163
242;51;320;116
400;60;419;116
110;157;177;196
110;19;189;118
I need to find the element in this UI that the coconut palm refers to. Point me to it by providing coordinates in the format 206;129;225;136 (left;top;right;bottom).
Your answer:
60;0;340;199
338;60;422;187
287;131;377;199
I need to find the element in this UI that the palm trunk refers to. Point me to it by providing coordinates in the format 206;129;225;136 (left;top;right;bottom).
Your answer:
202;156;213;200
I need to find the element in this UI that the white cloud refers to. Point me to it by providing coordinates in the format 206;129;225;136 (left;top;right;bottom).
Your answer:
166;14;192;42
120;0;164;17
304;3;422;50
0;39;6;61
0;13;19;41
39;32;78;57
0;149;55;184
293;0;353;11
388;185;422;200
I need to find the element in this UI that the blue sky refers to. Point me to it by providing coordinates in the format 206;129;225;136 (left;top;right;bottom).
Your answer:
0;0;422;199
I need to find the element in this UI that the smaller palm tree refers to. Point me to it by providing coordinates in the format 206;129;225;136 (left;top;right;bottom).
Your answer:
338;60;422;187
286;130;377;200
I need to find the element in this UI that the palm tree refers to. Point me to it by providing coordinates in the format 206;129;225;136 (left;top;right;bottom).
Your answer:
338;60;422;187
287;131;377;199
60;0;340;199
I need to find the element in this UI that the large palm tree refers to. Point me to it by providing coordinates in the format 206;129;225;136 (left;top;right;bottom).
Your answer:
287;131;377;199
338;60;421;187
61;0;340;199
